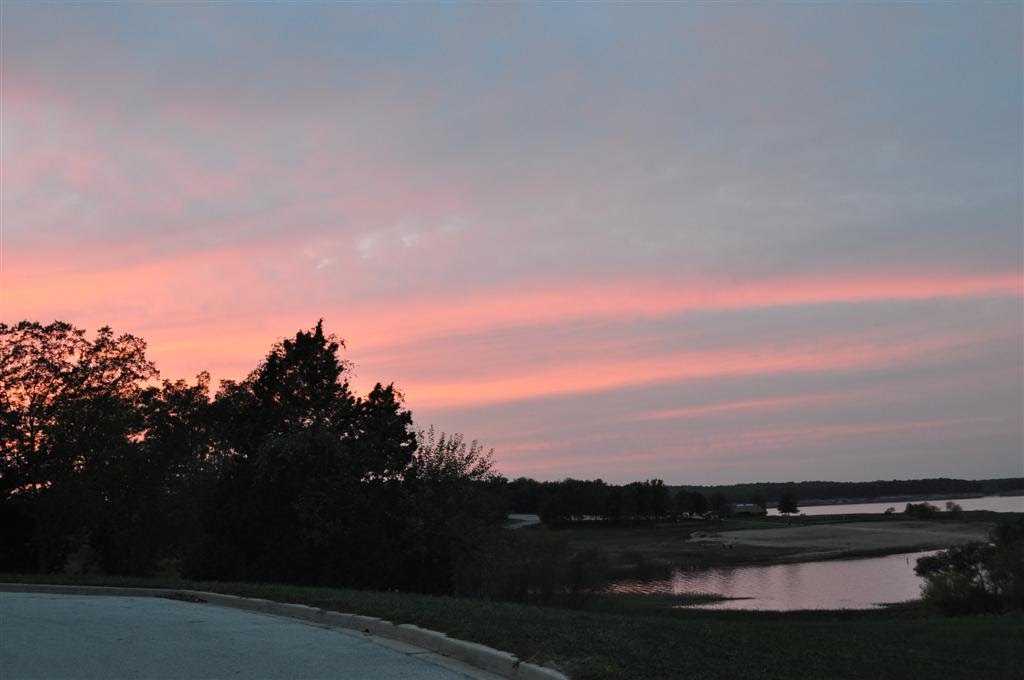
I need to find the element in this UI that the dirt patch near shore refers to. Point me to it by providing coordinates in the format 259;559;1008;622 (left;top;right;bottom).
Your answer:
691;521;990;553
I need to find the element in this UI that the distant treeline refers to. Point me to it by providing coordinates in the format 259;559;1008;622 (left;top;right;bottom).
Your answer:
673;478;1024;504
508;478;681;524
505;476;1024;523
506;478;778;524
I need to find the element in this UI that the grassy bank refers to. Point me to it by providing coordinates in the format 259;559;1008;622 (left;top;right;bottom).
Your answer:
3;573;1022;679
560;513;1000;574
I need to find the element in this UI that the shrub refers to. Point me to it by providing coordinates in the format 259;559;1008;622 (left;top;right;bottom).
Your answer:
915;518;1024;614
454;529;610;607
905;502;940;519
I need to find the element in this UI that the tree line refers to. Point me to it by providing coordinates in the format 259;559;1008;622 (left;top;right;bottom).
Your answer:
677;477;1024;504
504;475;1024;523
0;321;505;594
506;477;801;524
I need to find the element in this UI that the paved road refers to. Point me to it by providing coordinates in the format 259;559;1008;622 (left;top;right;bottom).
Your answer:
0;592;475;679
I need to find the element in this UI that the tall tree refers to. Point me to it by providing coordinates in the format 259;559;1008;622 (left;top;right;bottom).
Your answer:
189;322;418;587
0;322;158;572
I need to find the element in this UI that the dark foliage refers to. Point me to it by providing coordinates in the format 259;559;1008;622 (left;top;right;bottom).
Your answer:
453;529;610;607
185;322;424;588
777;491;799;516
0;321;162;573
709;491;732;518
530;478;677;525
915;518;1024;614
503;476;1020;520
1;320;504;595
676;478;1024;505
674;489;709;516
905;502;940;519
397;427;507;593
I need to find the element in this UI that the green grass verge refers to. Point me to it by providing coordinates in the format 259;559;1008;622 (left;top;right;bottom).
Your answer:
559;514;1000;574
3;573;1022;680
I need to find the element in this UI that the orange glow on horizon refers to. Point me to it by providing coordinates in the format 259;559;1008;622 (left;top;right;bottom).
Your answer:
5;239;1020;378
393;332;999;410
4;242;1021;433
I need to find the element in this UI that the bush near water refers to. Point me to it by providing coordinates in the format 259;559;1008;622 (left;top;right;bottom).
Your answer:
916;518;1024;614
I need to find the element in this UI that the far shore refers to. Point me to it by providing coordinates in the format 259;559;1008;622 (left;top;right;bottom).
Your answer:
792;490;1024;508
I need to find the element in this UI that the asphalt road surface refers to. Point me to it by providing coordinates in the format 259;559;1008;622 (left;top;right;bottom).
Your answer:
0;592;478;679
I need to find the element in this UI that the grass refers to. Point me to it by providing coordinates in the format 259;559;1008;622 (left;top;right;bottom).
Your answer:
558;513;999;574
3;572;1022;679
561;523;796;571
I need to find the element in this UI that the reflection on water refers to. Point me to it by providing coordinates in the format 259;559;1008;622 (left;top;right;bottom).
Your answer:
610;551;937;610
770;495;1024;517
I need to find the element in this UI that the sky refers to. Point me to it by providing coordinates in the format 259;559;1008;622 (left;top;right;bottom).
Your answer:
2;2;1022;484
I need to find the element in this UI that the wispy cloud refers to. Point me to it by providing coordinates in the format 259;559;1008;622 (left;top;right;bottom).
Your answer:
3;2;1020;483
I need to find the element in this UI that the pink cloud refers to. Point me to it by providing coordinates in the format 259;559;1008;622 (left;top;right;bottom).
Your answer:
681;415;1013;457
394;332;1006;410
5;236;1019;394
632;392;852;422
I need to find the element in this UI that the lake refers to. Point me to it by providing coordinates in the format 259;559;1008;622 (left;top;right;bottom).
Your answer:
769;494;1024;516
606;495;1022;610
610;550;937;610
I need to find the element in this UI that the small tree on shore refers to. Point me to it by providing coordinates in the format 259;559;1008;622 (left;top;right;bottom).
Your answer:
777;491;799;516
905;502;939;519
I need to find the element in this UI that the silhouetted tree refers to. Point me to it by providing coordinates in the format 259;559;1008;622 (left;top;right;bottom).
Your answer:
129;375;214;573
710;491;732;518
0;322;158;573
620;482;642;519
691;492;710;516
398;427;506;592
905;501;940;519
603;484;624;521
916;518;1024;614
648;479;671;518
508;477;544;514
187;322;424;587
777;491;799;516
674;489;694;515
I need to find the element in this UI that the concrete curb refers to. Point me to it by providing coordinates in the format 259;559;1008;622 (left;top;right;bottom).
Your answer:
0;584;569;680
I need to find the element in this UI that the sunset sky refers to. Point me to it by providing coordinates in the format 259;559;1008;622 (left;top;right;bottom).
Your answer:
2;2;1021;484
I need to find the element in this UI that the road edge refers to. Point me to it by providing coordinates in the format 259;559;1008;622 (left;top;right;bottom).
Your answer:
0;583;568;680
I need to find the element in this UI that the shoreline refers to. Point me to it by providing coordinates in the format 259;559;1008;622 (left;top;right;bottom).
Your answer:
595;518;996;577
610;543;943;580
793;491;1024;508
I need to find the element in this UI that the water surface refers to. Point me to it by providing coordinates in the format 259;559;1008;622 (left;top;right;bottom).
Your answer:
770;495;1023;517
610;550;936;610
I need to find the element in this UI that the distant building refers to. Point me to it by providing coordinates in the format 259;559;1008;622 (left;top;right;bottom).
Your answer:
731;503;767;517
505;513;542;529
